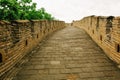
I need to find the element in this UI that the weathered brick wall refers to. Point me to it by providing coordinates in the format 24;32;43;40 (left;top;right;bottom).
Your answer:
73;15;120;65
0;20;65;76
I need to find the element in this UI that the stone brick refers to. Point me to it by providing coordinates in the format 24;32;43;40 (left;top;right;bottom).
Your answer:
49;69;60;74
9;26;120;80
34;65;45;69
60;69;71;74
0;20;65;78
50;61;61;65
73;16;120;66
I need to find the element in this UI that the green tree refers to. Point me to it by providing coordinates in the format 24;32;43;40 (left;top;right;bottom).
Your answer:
38;7;55;20
19;0;37;19
0;0;20;20
0;0;55;20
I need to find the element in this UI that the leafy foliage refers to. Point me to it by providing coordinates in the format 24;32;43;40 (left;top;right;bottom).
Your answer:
0;0;55;20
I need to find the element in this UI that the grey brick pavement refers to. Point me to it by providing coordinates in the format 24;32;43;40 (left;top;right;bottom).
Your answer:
13;26;120;80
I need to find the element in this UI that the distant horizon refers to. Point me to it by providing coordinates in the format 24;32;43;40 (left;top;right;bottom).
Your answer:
33;0;120;23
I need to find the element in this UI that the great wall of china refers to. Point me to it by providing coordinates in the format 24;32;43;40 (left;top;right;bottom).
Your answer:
72;15;120;65
1;15;120;78
0;20;65;77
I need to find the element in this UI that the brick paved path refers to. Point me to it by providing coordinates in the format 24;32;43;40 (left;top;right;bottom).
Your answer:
13;26;120;80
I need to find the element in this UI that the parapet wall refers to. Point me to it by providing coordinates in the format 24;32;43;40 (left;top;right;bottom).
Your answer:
73;15;120;65
0;20;65;76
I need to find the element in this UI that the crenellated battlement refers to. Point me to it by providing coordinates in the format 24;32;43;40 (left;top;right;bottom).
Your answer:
73;15;120;65
0;20;65;76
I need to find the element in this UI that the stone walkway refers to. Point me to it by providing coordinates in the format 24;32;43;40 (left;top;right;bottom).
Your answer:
13;26;120;80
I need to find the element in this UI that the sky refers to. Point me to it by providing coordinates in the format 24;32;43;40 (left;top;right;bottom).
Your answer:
32;0;120;22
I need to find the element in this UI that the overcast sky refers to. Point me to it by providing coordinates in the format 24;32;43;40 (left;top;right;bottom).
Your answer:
32;0;120;22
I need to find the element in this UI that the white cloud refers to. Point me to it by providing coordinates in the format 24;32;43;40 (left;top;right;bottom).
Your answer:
33;0;120;22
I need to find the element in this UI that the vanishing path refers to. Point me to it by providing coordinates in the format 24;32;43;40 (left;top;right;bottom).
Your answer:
13;26;120;80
